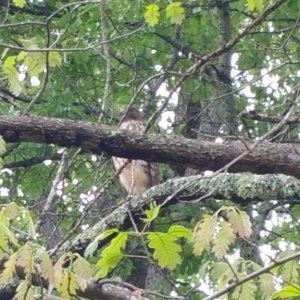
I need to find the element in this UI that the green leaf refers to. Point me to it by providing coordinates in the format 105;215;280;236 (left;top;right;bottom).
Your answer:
4;202;19;220
49;52;62;67
272;285;300;299
168;225;192;240
142;202;160;225
84;238;99;258
3;56;24;96
247;0;264;12
281;259;298;283
144;4;160;27
166;2;185;25
0;135;5;170
232;280;256;300
211;262;228;282
12;0;26;8
95;251;124;279
0;221;19;247
98;228;119;241
95;232;127;278
147;232;182;269
260;273;275;299
0;136;6;156
85;228;119;258
291;204;300;218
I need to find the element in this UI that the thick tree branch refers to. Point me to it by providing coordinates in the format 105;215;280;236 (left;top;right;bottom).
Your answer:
0;115;300;178
0;271;148;300
53;173;300;258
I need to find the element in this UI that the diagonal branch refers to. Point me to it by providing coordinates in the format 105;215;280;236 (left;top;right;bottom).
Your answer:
53;173;300;258
0;115;300;178
204;251;300;300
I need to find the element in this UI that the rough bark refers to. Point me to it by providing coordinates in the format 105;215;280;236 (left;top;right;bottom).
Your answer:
0;275;148;300
0;115;300;178
53;173;300;259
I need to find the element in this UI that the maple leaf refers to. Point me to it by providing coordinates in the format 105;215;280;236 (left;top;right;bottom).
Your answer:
247;0;264;12
12;0;26;8
166;2;185;25
144;4;160;27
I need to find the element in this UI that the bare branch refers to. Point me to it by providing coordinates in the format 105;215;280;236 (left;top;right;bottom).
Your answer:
204;251;300;300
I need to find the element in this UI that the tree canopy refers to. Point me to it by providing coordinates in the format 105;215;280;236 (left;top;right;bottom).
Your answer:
1;0;300;299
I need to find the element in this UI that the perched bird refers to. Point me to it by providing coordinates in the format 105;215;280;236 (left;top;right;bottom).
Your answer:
112;106;159;196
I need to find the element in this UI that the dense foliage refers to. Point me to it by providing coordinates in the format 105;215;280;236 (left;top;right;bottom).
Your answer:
1;0;300;299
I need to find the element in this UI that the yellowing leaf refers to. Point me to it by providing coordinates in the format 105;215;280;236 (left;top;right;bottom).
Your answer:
0;236;9;257
73;256;93;279
166;2;185;25
37;250;54;286
14;280;33;300
0;136;6;156
147;232;181;269
4;202;19;220
227;210;252;238
247;0;264;12
193;214;215;256
69;272;78;295
281;259;298;283
260;273;275;299
57;272;70;298
0;252;17;283
212;221;235;258
0;221;19;247
271;285;300;299
168;225;192;240
12;0;26;8
49;52;62;67
54;255;65;289
144;4;160;27
73;256;93;291
16;244;34;279
95;232;127;278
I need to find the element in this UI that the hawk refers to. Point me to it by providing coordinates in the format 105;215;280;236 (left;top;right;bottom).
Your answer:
112;107;159;196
